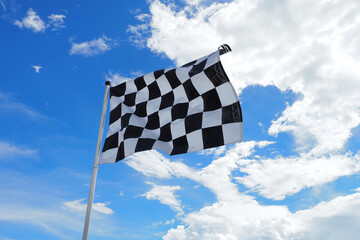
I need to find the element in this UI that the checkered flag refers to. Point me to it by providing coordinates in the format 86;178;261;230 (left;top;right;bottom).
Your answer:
99;45;243;164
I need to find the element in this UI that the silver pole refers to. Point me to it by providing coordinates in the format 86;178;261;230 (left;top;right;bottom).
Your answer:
82;81;111;240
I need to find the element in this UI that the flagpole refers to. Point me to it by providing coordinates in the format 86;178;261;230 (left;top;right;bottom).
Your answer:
82;81;111;240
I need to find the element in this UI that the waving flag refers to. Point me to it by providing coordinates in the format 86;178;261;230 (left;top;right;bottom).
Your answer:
100;46;242;164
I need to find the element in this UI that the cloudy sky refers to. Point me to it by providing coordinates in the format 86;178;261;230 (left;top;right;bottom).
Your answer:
1;0;360;239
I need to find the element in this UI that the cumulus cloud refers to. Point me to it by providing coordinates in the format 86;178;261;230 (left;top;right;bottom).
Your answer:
193;141;274;201
126;150;175;178
164;197;292;240
293;191;360;240
130;0;360;155
124;0;360;239
47;14;66;30
69;36;116;56
126;139;360;238
105;72;132;86
163;192;360;240
14;8;66;32
126;141;274;201
127;13;152;47
131;143;360;239
185;0;203;5
125;150;193;179
141;182;184;214
14;8;46;32
236;152;360;200
199;145;227;157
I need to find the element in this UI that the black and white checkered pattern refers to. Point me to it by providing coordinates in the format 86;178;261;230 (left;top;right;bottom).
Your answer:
99;49;243;164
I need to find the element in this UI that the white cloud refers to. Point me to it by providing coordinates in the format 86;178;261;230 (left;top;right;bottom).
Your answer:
236;152;360;200
135;13;151;22
126;143;360;239
189;141;360;202
124;132;360;239
125;140;360;239
185;0;203;5
123;1;360;238
0;141;37;160
127;13;152;48
69;36;116;56
63;198;114;215
153;219;175;227
14;8;66;32
142;182;184;214
14;8;46;32
199;145;227;157
292;192;360;240
164;197;291;240
126;151;174;178
164;219;175;225
125;150;193;179
47;14;66;30
130;0;360;155
163;192;360;240
191;141;274;201
105;72;132;86
126;141;274;202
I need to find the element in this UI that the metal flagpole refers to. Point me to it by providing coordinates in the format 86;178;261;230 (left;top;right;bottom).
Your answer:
82;81;111;240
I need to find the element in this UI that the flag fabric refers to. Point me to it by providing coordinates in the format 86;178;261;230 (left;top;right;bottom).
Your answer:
99;47;243;164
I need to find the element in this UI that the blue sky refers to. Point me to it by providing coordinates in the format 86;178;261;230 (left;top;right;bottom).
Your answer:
1;0;360;239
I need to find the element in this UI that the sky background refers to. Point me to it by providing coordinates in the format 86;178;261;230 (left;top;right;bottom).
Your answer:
1;0;360;239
